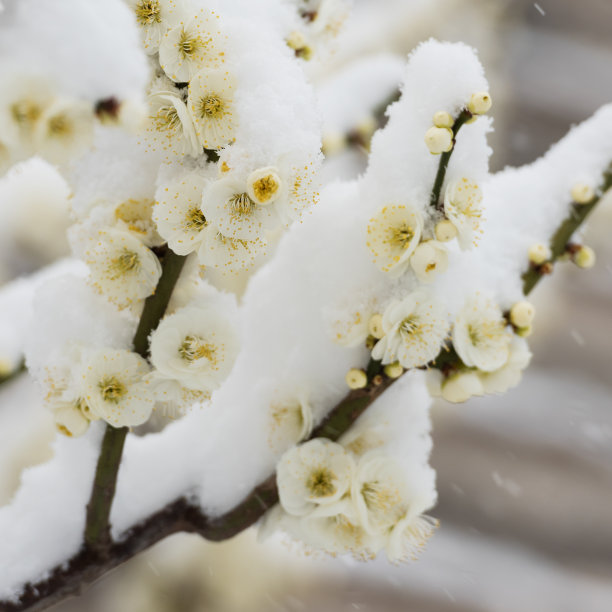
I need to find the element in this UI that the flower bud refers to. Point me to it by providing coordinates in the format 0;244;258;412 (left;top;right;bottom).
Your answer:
435;219;458;242
54;405;90;438
346;368;367;389
441;371;484;403
247;167;282;205
433;111;453;128
383;362;403;379
425;126;453;155
574;245;596;269
571;183;595;204
510;300;535;328
356;116;377;140
468;92;492;115
322;132;346;156
528;243;551;265
368;314;384;339
516;325;533;338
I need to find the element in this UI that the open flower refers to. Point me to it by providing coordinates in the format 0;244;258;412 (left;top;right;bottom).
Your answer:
32;98;94;164
202;174;279;240
82;349;154;427
371;292;449;368
366;204;424;277
444;178;483;249
452;296;512;372
159;9;225;82
268;392;313;453
154;173;209;254
277;438;354;516
147;91;200;157
149;304;239;392
127;0;183;55
188;68;236;149
85;229;162;308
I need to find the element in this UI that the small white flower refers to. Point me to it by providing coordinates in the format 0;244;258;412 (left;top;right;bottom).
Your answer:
127;0;184;55
351;452;411;535
188;68;236;149
85;229;162;308
441;371;484;403
115;198;164;248
366;204;424;277
386;512;438;563
202;174;278;240
149;304;239;392
444;178;483;249
147;91;200;157
277;438;354;516
268;392;313;453
409;240;449;283
371;292;450;369
197;225;263;272
452;296;512;372
154;173;209;255
83;349;154;427
32;98;94;164
479;335;532;395
159;9;225;82
247;167;283;206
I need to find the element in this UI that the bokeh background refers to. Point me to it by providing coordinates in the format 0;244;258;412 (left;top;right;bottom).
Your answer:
1;0;612;610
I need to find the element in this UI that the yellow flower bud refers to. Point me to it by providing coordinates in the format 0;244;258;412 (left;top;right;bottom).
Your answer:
435;219;458;242
516;325;533;338
510;300;535;328
433;111;453;128
383;362;403;379
368;314;384;339
571;183;595;204
528;243;551;265
424;126;453;155
468;91;492;115
346;368;367;390
574;245;596;269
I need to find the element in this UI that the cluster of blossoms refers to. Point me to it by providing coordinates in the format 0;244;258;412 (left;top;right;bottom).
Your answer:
270;436;437;562
0;78;96;169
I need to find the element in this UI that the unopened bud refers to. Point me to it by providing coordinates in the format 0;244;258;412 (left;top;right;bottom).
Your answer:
433;111;453;128
571;183;595;205
435;219;458;242
510;300;535;328
346;368;367;390
425;126;453;155
528;243;551;265
574;245;596;269
383;362;403;379
368;314;384;339
468;91;492;115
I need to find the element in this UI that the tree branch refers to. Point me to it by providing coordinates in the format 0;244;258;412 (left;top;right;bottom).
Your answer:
83;248;187;552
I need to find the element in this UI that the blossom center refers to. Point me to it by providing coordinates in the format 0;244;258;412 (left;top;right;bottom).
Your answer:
229;193;256;217
11;100;41;126
390;224;414;249
154;105;181;132
48;114;72;138
184;207;207;230
107;249;140;280
98;376;127;403
179;335;217;364
252;175;279;203
135;0;161;25
178;30;202;59
306;466;336;497
198;95;224;119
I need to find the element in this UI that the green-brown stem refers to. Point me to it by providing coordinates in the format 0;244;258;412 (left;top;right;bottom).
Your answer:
83;248;187;552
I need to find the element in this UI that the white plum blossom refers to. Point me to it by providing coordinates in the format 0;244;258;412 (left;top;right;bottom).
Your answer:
366;204;424;277
85;229;162;308
386;512;438;563
154;173;209;255
409;240;449;283
247;166;283;206
202;174;279;240
159;9;225;82
268;391;314;453
444;177;483;249
453;296;512;372
147;91;201;157
82;349;154;428
371;292;450;368
188;68;236;149
149;304;239;392
277;439;354;516
479;335;532;394
127;0;183;55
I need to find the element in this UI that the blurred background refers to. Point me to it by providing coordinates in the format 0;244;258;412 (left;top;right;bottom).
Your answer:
1;0;612;610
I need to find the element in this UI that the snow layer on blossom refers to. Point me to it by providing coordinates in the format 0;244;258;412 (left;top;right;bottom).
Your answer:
0;0;147;103
0;260;83;371
479;103;612;306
